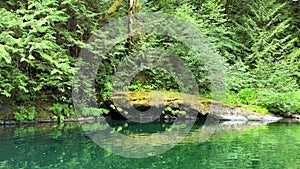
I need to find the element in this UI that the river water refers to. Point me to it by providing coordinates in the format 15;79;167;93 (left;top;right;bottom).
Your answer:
0;120;300;169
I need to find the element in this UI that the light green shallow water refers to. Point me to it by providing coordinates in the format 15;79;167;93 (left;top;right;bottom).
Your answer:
0;120;300;169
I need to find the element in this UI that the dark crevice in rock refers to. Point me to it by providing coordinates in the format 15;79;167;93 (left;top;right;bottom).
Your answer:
132;105;151;112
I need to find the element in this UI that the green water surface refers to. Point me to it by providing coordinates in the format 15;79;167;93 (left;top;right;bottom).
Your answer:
0;120;300;169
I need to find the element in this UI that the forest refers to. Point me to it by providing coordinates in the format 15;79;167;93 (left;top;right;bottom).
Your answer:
0;0;299;122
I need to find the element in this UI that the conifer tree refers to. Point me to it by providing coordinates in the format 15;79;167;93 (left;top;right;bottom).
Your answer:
228;0;299;91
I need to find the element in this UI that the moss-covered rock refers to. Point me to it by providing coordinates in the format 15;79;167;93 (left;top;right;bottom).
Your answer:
110;91;281;122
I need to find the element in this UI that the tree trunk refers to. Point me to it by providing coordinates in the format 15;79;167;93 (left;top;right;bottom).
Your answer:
128;0;134;34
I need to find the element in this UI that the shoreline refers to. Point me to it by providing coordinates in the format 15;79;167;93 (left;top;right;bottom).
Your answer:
0;91;293;125
0;114;290;126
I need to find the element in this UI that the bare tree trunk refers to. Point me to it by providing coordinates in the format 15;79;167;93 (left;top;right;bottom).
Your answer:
128;0;134;34
126;0;134;51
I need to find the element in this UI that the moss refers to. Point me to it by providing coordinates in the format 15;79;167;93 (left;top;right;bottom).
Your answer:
112;91;227;114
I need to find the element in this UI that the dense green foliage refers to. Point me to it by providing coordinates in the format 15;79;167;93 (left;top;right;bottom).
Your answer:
0;0;299;121
224;0;300;114
0;0;97;120
13;106;36;121
49;103;76;123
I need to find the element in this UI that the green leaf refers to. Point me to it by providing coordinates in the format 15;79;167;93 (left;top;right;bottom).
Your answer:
0;45;11;64
51;69;63;75
28;55;35;60
1;90;11;97
116;126;122;132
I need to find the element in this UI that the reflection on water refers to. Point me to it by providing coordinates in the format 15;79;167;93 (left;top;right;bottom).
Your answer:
0;120;300;169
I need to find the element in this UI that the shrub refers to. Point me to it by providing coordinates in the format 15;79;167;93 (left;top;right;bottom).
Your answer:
258;89;300;113
49;103;76;123
13;106;36;121
82;107;109;117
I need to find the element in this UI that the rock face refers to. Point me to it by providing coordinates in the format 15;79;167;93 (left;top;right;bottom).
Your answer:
0;103;13;113
276;111;300;120
207;102;281;122
111;91;282;122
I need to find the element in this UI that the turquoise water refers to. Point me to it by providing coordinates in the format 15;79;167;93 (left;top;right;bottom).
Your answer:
0;121;300;169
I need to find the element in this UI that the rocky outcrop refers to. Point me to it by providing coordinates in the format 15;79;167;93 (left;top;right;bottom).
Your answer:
206;102;281;122
111;91;282;122
275;111;300;119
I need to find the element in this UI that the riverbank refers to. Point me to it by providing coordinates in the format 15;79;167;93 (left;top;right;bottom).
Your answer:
0;91;285;125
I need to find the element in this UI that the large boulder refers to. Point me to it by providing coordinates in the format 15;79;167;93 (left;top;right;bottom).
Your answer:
111;91;281;122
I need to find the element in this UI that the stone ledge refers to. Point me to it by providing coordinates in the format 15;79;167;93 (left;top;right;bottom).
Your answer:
111;91;282;122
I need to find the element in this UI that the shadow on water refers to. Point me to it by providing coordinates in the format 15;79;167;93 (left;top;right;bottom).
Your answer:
0;120;300;169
